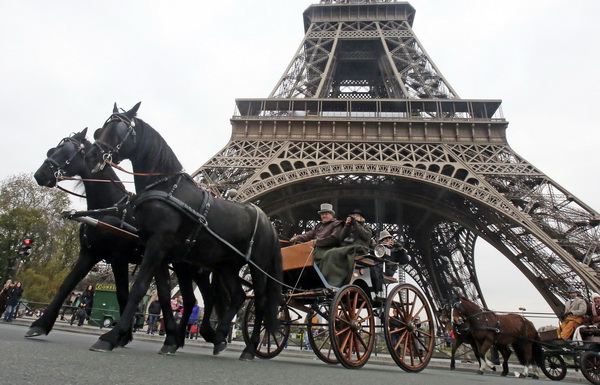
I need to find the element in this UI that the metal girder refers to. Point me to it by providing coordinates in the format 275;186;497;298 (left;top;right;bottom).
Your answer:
192;0;600;316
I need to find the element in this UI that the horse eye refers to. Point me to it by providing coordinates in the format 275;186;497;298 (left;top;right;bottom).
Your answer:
46;148;54;157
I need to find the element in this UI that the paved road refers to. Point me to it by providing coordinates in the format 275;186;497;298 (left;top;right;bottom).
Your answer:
0;320;587;385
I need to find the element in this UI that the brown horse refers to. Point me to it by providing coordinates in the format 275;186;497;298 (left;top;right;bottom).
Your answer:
451;297;543;377
439;304;485;371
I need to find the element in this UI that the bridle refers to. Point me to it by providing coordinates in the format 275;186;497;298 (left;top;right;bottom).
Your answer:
44;135;132;198
93;113;137;169
452;300;500;333
44;136;86;180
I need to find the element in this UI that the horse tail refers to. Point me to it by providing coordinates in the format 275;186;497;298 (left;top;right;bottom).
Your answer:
250;209;282;335
263;227;283;334
532;334;544;368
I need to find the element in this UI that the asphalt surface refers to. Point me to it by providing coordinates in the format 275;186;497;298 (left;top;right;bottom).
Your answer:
4;316;590;384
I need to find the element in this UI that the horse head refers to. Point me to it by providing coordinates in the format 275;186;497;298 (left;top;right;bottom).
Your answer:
90;102;141;171
450;297;477;327
438;303;455;333
34;128;89;187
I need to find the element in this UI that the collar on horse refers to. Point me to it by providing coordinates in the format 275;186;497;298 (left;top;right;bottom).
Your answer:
134;173;260;262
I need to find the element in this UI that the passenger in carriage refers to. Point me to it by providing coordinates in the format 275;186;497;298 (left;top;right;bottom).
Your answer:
558;286;588;340
290;205;373;287
377;230;411;284
317;209;373;287
587;293;600;324
573;292;600;343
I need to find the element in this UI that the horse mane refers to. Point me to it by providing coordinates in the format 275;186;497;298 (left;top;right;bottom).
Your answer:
131;117;183;174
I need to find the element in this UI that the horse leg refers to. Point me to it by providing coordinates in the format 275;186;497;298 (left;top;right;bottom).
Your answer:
212;271;246;356
155;261;179;354
497;344;512;377
172;262;195;348
90;239;166;352
193;270;216;344
26;249;98;337
476;339;494;374
112;257;133;347
241;239;282;361
450;339;460;370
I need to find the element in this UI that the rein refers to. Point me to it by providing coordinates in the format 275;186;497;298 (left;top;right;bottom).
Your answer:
57;184;87;199
105;159;166;177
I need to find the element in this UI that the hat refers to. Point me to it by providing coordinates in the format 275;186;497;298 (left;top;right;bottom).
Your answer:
567;286;580;293
592;293;600;300
317;203;335;215
379;230;393;241
349;209;363;216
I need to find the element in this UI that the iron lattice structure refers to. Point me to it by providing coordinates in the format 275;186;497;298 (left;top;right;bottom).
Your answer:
193;0;600;315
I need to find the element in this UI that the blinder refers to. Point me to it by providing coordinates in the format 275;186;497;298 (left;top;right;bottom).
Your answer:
93;114;137;167
44;136;85;178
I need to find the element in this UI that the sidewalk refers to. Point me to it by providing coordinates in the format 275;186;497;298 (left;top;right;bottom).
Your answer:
9;316;587;383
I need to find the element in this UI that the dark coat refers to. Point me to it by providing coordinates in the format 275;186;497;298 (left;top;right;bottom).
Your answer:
6;286;23;307
294;219;344;248
79;289;94;308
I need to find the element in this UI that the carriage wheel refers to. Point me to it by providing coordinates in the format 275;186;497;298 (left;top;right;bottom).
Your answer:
383;283;434;372
242;299;290;359
306;305;338;365
540;353;567;381
329;285;375;369
581;351;600;385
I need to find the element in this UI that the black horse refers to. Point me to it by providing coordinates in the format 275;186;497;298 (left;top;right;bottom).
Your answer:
30;128;215;353
88;102;282;360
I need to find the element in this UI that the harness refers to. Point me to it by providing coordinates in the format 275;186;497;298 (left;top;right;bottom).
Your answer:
134;173;260;261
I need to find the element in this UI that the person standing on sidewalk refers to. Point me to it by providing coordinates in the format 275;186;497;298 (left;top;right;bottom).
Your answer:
77;285;94;326
3;281;23;322
146;296;161;334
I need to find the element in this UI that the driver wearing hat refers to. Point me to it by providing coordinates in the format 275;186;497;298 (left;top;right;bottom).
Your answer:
290;203;344;254
558;286;587;339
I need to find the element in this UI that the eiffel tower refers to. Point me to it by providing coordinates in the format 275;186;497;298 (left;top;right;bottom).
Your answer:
192;0;600;314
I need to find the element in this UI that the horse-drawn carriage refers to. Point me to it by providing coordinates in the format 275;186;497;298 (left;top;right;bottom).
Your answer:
539;326;600;384
241;240;435;370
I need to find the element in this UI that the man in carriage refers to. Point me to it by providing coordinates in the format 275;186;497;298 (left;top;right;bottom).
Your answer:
290;204;374;287
558;286;588;339
377;230;411;283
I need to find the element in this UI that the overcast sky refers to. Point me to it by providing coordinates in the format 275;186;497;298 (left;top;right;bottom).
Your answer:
2;0;599;327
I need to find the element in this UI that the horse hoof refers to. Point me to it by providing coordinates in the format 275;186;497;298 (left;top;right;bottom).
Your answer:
25;326;46;338
239;352;255;361
531;374;539;380
213;342;227;355
89;340;114;352
477;370;484;375
158;345;178;355
491;366;496;372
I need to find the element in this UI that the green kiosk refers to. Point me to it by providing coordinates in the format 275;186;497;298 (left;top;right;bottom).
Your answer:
89;283;147;330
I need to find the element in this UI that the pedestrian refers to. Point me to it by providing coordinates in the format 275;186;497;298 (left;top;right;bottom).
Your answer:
77;285;94;326
146;296;161;334
186;299;200;339
3;281;23;322
0;280;13;315
60;292;76;320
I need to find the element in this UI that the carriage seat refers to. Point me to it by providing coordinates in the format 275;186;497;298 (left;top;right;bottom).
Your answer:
281;241;330;290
